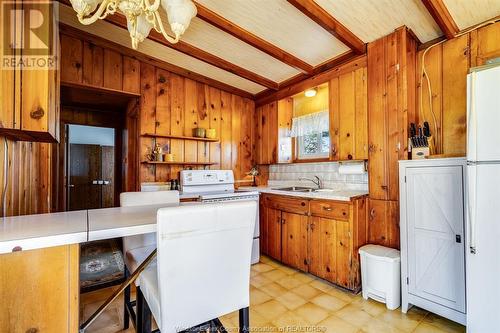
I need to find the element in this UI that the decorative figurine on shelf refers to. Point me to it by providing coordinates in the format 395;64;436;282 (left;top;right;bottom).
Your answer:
145;147;154;161
247;165;260;187
153;143;164;162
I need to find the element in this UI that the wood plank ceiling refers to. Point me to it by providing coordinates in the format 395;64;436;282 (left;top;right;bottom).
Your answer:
59;0;500;97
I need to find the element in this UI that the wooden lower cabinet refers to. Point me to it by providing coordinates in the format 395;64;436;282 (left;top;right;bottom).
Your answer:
368;198;400;249
0;244;80;333
260;193;367;292
261;206;282;261
308;216;337;282
281;211;308;271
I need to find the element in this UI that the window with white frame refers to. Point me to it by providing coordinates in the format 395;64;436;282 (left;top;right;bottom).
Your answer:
291;110;330;159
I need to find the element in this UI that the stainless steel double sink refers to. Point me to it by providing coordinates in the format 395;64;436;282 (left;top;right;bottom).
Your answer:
273;186;316;192
272;186;340;194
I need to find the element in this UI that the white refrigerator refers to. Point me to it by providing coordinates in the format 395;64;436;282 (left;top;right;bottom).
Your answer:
466;64;500;332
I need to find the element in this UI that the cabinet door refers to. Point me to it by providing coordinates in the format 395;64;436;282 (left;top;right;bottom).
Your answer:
277;98;293;163
0;245;79;333
367;38;389;200
308;216;336;282
405;166;465;312
0;2;21;132
335;220;351;289
259;200;268;255
21;2;59;139
256;102;278;165
331;68;368;161
266;207;282;261
281;212;308;271
368;199;399;248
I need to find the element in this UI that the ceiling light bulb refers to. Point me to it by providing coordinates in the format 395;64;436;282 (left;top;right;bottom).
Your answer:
305;88;317;97
70;0;103;19
162;0;197;40
127;13;153;49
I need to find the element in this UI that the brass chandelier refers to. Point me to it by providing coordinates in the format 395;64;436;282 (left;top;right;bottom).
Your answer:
69;0;197;49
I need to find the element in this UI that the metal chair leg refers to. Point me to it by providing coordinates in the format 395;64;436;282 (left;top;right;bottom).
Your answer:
137;287;152;333
124;268;130;330
238;307;249;333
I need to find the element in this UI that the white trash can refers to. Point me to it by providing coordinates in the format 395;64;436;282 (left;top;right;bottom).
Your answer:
359;244;401;310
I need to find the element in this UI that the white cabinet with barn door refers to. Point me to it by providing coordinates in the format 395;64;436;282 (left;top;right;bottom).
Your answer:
399;158;466;325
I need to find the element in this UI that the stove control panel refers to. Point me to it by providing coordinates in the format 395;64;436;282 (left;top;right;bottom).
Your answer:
180;170;234;187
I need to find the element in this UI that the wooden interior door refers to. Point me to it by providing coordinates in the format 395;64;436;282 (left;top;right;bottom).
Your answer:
281;211;308;271
266;207;282;261
69;144;115;210
405;166;465;312
69;144;101;210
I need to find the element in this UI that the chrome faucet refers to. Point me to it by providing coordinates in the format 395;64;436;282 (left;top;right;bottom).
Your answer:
299;175;322;189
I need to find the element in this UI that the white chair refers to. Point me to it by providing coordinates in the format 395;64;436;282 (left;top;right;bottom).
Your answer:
120;190;180;330
136;201;257;333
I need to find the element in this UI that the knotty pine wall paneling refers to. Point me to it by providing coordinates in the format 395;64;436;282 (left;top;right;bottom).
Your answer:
61;33;141;95
137;67;256;183
416;21;500;157
0;140;52;217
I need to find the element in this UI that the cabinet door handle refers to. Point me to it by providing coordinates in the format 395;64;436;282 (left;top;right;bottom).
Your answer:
282;219;286;225
369;208;376;220
322;206;333;211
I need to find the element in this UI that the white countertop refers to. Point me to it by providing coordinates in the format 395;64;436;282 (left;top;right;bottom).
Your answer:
88;203;179;241
0;210;88;254
0;202;201;255
239;186;368;202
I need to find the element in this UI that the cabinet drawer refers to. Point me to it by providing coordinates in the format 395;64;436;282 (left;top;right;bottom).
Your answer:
262;194;309;215
310;200;350;221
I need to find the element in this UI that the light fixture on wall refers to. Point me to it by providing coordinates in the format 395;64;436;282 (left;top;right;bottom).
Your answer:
69;0;197;49
304;87;317;98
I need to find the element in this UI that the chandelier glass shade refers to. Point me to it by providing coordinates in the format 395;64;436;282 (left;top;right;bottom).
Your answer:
69;0;197;49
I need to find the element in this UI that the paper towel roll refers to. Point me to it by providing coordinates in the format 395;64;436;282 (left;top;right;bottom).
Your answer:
338;162;365;175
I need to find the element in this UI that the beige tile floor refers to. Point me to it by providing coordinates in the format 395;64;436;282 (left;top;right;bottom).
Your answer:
81;256;465;333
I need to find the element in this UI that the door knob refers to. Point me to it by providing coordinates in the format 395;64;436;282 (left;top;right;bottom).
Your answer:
456;235;462;243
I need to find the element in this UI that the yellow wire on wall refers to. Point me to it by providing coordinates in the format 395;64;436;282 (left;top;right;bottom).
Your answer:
419;17;500;155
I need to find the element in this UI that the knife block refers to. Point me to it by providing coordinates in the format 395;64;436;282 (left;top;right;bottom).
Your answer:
412;146;430;159
409;137;430;159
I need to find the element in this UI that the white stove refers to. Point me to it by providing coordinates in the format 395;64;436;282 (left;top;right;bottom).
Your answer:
180;170;260;263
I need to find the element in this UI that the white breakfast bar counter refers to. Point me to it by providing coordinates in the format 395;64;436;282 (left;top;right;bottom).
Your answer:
0;202;194;255
0;202;203;332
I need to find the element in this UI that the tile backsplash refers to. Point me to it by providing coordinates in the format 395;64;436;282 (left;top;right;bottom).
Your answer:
268;161;368;191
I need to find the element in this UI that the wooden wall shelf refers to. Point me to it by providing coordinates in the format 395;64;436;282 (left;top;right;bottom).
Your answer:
141;133;219;142
141;161;216;166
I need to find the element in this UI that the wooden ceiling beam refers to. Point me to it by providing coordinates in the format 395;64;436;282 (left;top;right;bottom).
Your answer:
421;0;459;39
286;0;365;54
255;53;366;106
194;2;314;74
58;1;278;90
103;14;278;90
59;24;255;99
